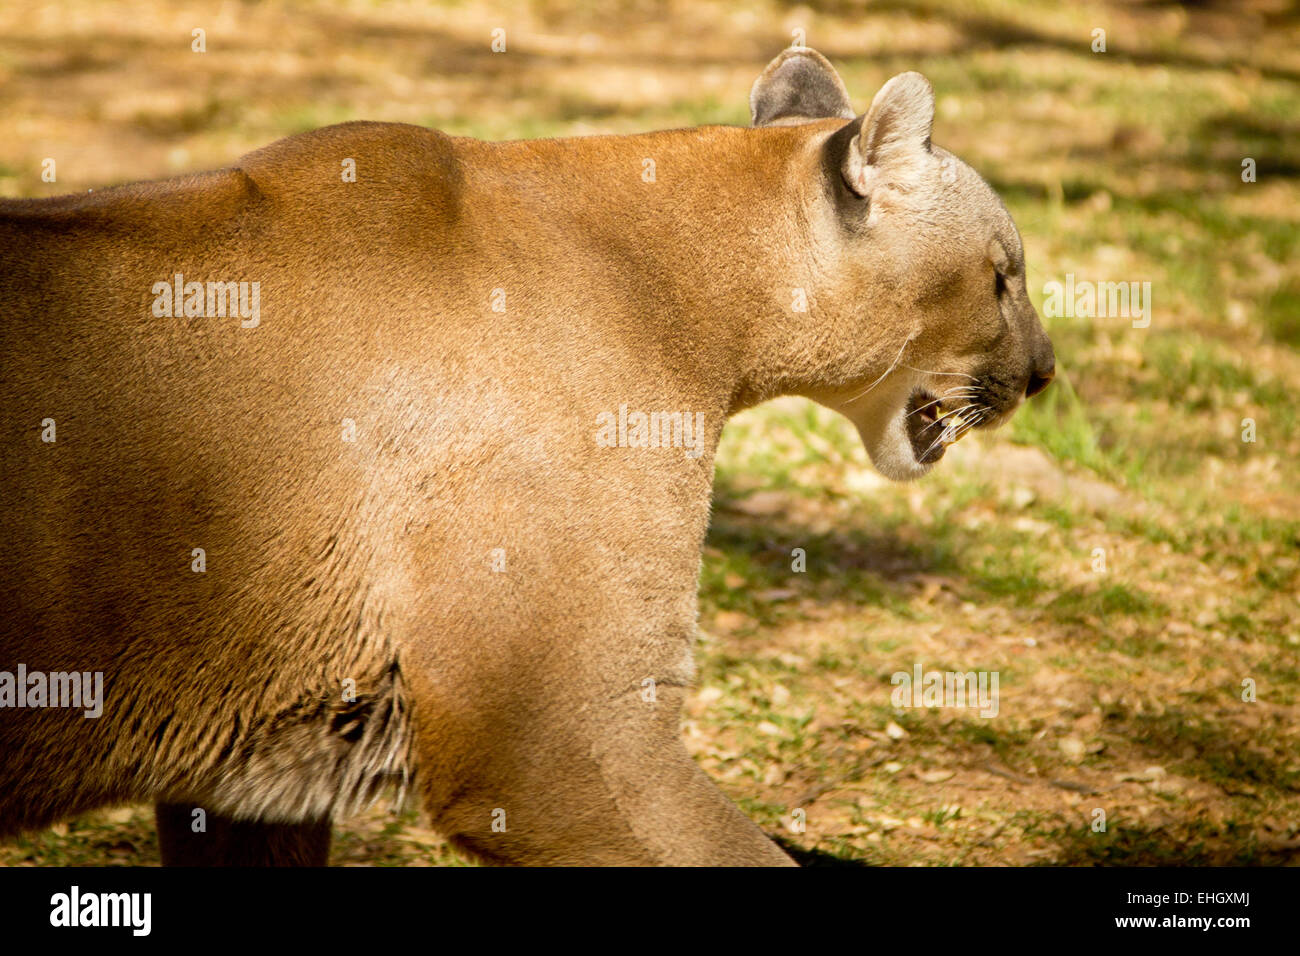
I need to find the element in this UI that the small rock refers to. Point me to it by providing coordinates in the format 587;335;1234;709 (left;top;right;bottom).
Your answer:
1009;486;1036;509
696;686;723;704
1059;737;1086;761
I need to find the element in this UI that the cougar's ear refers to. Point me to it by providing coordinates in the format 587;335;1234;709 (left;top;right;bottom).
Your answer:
840;71;935;197
750;48;855;127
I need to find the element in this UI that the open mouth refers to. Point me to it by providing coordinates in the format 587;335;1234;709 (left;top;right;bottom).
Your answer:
905;388;968;464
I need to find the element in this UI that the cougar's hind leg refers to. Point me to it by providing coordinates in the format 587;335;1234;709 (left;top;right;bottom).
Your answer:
155;803;331;866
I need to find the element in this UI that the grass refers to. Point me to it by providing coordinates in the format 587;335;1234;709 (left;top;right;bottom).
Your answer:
1;0;1298;867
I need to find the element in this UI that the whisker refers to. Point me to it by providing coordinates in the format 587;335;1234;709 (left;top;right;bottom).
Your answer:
905;385;977;421
921;403;978;432
954;407;989;440
843;334;914;405
906;395;951;420
921;404;987;460
922;410;969;457
901;364;977;381
920;431;947;460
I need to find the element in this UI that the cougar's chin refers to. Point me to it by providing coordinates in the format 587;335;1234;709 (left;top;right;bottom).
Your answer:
856;409;932;482
833;381;927;482
846;382;986;481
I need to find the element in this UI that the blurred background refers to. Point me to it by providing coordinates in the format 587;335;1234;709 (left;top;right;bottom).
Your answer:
1;0;1296;865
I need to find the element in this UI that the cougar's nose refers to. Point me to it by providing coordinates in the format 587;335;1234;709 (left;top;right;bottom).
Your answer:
1025;351;1055;399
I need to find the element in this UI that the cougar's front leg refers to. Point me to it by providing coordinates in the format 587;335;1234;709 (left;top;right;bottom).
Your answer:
415;675;795;866
589;696;798;867
155;803;331;866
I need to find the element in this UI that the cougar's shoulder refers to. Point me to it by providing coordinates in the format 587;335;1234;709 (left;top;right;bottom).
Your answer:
0;121;464;261
236;121;465;224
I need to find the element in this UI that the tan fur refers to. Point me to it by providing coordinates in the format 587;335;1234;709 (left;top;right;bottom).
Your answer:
0;49;1052;865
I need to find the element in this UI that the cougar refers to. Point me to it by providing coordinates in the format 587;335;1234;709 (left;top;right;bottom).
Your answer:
0;47;1054;866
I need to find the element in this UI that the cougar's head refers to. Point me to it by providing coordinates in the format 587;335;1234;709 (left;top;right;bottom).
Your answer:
752;48;1056;480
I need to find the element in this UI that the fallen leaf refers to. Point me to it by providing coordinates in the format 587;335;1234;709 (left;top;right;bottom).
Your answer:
917;769;955;784
1118;766;1166;783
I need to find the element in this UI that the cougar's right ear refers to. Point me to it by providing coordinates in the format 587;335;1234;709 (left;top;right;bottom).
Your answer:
840;71;935;198
750;48;855;127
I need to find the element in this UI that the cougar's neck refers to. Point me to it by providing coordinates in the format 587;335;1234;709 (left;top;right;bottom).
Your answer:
458;121;846;420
